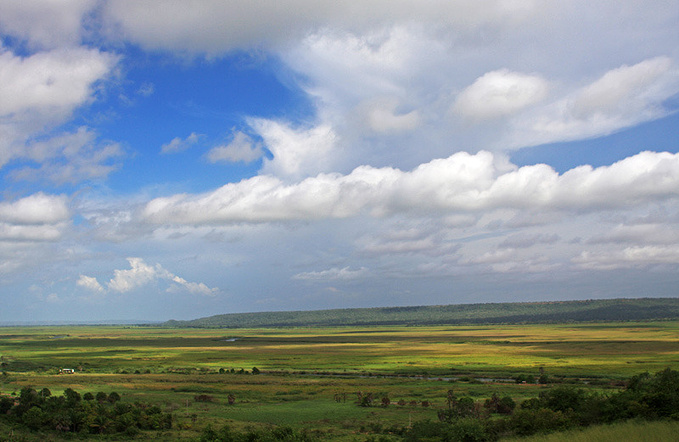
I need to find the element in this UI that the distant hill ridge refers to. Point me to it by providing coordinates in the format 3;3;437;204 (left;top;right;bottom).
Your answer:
162;297;679;328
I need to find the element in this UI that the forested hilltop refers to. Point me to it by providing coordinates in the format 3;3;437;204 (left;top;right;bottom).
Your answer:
163;297;679;328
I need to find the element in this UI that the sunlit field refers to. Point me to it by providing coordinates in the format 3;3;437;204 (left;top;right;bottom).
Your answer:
1;322;679;440
3;323;678;377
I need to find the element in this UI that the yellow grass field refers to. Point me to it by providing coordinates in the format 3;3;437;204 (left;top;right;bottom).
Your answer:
2;322;678;377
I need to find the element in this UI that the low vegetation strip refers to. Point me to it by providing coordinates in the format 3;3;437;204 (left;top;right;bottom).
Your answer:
162;298;679;328
2;369;679;441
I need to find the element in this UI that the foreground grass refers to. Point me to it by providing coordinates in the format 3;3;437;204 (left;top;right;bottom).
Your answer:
1;372;498;437
502;419;679;442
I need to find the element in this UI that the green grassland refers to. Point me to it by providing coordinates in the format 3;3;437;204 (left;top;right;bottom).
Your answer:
503;419;679;442
1;321;679;440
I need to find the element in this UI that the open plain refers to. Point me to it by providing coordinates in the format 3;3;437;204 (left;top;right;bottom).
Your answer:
1;321;679;440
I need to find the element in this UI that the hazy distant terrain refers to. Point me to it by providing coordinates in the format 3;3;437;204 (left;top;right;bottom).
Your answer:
163;297;679;328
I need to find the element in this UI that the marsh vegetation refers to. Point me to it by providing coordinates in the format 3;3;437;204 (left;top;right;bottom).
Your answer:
1;318;678;440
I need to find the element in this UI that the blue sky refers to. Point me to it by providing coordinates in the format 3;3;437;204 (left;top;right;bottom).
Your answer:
1;1;679;323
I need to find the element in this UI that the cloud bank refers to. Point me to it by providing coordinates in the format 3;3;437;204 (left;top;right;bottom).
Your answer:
143;150;679;224
1;1;679;321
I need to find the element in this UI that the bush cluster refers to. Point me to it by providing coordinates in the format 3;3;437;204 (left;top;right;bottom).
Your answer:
0;386;172;436
200;424;317;442
373;368;679;441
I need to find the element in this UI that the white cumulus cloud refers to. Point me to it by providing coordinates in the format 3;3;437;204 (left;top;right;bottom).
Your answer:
508;57;679;148
161;132;202;154
0;193;69;225
359;97;421;133
453;69;549;120
142;150;679;225
9;127;125;184
574;246;679;270
293;266;369;281
255;120;337;179
0;46;118;170
107;257;158;292
79;257;219;296
0;47;116;120
0;193;70;242
76;274;104;293
571;57;674;120
0;0;97;49
206;132;263;163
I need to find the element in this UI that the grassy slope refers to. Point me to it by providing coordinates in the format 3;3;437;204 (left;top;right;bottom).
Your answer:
502;419;679;442
163;298;679;328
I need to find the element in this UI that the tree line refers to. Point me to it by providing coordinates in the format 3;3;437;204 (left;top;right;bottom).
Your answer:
164;298;679;328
